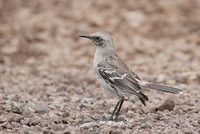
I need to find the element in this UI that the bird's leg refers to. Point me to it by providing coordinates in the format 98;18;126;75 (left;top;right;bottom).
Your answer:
110;100;121;120
114;97;124;120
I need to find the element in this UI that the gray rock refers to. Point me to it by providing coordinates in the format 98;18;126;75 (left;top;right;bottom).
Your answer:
21;118;30;125
141;122;152;129
62;111;70;118
22;125;34;134
43;130;55;134
0;116;7;123
34;105;49;114
62;117;70;124
28;117;41;126
11;102;23;114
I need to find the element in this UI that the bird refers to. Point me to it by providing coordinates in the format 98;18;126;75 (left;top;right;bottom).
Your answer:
78;31;183;121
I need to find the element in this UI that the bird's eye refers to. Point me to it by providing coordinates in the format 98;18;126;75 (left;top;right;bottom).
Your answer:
95;36;101;41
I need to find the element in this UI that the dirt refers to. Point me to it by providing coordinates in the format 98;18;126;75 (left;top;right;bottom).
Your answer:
0;0;200;134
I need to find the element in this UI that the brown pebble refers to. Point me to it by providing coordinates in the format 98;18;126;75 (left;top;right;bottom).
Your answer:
62;117;70;124
62;112;70;118
151;98;175;112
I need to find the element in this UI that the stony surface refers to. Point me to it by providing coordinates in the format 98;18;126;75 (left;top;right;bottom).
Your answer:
0;0;200;133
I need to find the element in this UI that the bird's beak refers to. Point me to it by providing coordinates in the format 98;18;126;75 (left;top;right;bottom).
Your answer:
78;34;92;39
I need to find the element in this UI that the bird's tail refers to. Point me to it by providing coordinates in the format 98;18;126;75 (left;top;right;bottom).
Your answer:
141;82;183;94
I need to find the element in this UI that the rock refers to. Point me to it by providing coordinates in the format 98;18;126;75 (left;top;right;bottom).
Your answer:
11;102;23;114
56;86;67;92
183;128;193;134
110;130;123;134
34;105;49;114
0;116;7;123
154;98;175;112
62;111;70;118
43;129;56;134
62;117;70;124
22;125;34;134
141;122;152;129
79;122;98;128
63;131;71;134
28;117;41;126
11;114;23;123
21;118;30;125
156;74;167;83
11;121;21;127
22;107;34;118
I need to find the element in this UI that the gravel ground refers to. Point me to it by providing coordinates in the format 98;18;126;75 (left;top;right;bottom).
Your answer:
0;0;200;133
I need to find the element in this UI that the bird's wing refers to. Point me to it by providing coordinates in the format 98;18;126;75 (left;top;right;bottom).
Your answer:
97;62;145;98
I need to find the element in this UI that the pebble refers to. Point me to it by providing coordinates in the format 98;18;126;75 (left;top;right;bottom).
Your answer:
11;102;22;114
62;117;70;124
0;116;7;123
141;122;152;129
63;131;71;134
183;128;193;134
28;117;41;126
43;130;55;134
62;111;70;118
79;122;98;128
34;105;49;114
154;99;175;112
22;125;35;134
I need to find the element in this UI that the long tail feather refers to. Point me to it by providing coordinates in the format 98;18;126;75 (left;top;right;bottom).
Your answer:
142;83;182;94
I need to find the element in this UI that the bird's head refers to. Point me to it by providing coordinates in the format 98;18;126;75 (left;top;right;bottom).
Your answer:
78;32;115;51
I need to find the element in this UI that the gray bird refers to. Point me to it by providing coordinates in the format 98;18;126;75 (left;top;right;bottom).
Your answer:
79;32;182;121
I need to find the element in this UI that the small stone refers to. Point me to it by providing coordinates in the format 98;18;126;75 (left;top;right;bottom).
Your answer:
20;118;30;125
0;122;7;128
155;98;175;112
110;130;123;134
62;112;70;118
198;118;200;124
62;117;70;124
156;74;167;83
22;125;34;134
104;127;112;134
43;130;55;134
79;122;97;128
56;86;67;92
63;131;71;134
11;102;22;114
34;105;49;114
28;117;41;126
0;116;7;123
183;128;193;134
141;122;152;129
11;122;21;127
11;114;23;122
22;108;34;118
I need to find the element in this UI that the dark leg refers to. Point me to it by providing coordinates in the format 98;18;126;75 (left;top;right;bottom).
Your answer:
110;100;121;120
114;97;124;120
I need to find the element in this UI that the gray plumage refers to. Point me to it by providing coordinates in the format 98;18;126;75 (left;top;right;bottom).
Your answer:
79;31;182;121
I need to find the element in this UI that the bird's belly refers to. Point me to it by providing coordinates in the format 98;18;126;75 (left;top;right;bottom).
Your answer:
96;75;110;90
96;75;128;97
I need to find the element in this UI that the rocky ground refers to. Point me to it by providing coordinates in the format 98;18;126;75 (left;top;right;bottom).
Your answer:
0;0;200;133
